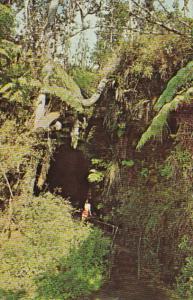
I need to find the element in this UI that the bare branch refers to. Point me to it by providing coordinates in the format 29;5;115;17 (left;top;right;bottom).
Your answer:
44;0;64;31
81;78;109;106
81;51;121;107
69;26;97;38
0;167;14;236
130;10;187;36
131;0;190;36
24;0;30;28
156;0;192;29
157;0;169;14
1;169;14;199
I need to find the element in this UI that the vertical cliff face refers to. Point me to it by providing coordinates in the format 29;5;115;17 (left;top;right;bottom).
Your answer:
46;145;89;207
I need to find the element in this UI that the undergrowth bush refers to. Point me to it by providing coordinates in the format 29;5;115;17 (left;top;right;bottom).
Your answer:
176;235;193;300
0;193;110;299
177;256;193;300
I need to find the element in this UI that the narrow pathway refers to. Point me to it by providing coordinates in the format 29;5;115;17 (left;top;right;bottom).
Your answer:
83;244;171;300
82;218;172;300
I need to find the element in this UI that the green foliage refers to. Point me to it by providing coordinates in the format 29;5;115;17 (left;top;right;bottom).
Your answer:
128;35;193;81
0;39;21;62
171;148;192;164
0;44;33;108
105;161;120;193
178;235;192;252
52;64;83;99
164;147;193;182
117;122;126;137
0;47;10;60
41;64;84;112
155;60;193;110
140;167;149;177
88;169;105;183
159;163;173;179
70;68;99;97
88;158;111;183
37;229;109;299
109;183;193;282
177;255;193;299
121;159;134;167
0;120;36;173
93;0;130;66
0;193;110;299
43;84;83;113
137;87;193;149
0;4;14;39
91;158;109;168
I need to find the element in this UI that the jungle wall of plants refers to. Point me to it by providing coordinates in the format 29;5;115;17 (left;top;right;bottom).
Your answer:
0;4;110;299
1;1;193;299
86;32;193;299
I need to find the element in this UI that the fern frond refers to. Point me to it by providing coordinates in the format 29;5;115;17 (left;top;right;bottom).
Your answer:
155;61;193;110
0;82;14;93
10;91;23;103
0;48;10;60
0;40;21;60
43;84;83;113
2;90;12;99
18;77;41;88
53;65;83;100
137;87;193;149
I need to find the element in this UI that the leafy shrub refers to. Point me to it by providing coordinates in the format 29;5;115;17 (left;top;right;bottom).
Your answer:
159;163;173;179
88;169;105;183
88;158;110;183
140;167;149;177
121;159;134;167
0;193;110;299
176;236;193;300
177;256;193;300
0;4;14;39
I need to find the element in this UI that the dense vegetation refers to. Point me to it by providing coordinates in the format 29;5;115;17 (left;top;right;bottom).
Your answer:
87;32;193;299
0;194;109;299
0;4;110;299
0;1;193;299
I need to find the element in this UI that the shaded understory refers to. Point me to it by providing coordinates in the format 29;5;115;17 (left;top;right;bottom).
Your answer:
85;251;173;300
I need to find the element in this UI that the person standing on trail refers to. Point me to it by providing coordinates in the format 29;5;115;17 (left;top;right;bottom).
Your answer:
82;194;92;221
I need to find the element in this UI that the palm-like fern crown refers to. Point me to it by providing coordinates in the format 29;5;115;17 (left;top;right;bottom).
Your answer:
137;60;193;149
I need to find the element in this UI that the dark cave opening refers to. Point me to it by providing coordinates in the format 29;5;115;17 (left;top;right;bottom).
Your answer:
46;145;90;208
168;113;179;135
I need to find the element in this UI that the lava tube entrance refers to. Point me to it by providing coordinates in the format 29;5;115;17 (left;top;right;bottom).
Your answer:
46;145;89;208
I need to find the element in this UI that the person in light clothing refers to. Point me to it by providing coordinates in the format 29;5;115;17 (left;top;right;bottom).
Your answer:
82;199;92;221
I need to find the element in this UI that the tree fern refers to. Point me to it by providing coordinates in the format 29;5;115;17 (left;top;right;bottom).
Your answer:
43;84;83;112
155;60;193;110
0;48;10;60
137;87;193;149
53;65;83;100
0;58;84;112
0;40;21;60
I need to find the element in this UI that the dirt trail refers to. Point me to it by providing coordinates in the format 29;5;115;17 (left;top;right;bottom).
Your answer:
84;251;171;300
